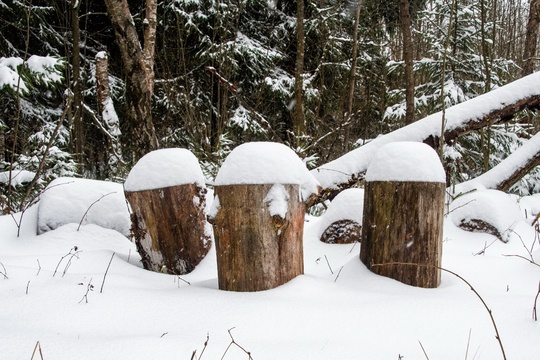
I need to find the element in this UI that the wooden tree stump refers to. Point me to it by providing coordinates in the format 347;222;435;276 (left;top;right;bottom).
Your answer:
213;184;305;292
319;188;364;244
124;149;211;275
210;142;319;292
360;142;445;288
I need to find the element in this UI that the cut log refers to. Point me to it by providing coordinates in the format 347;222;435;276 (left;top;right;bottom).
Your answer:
318;188;364;244
320;219;361;244
124;149;211;274
126;184;211;274
213;184;304;292
360;142;445;288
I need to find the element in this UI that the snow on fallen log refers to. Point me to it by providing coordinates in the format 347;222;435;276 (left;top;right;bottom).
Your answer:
312;72;540;197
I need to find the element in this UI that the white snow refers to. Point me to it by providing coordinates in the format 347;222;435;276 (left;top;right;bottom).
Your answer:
313;71;540;190
365;142;445;183
124;148;205;192
0;57;27;92
449;189;524;242
316;188;364;240
214;142;320;201
37;177;130;237
0;169;35;187
1;182;540;359
264;183;289;218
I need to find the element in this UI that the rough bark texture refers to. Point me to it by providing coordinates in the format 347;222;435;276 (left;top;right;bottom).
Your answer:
400;0;415;124
125;184;211;275
360;181;444;288
213;184;304;292
523;0;540;76
320;219;361;244
293;0;306;139
71;0;84;166
103;0;158;159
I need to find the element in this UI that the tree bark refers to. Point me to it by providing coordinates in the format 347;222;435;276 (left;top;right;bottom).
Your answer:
293;0;306;142
360;181;444;288
103;0;158;159
523;0;540;76
213;184;305;292
125;184;211;275
71;0;84;166
400;0;415;124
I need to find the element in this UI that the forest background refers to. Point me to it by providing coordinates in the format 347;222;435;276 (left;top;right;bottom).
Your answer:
1;0;540;212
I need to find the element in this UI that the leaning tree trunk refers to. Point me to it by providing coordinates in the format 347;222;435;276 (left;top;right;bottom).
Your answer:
104;0;158;159
213;184;305;292
523;0;540;76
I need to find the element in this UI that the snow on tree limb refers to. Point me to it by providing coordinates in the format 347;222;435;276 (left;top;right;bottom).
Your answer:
452;131;540;195
312;72;540;199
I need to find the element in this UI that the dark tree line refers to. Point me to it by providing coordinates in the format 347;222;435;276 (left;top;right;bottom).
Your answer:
1;0;540;211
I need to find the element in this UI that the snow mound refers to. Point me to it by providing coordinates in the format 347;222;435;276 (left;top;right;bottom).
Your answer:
317;188;364;240
37;177;130;237
518;193;540;224
214;142;320;201
124;148;205;192
365;142;445;183
449;189;523;242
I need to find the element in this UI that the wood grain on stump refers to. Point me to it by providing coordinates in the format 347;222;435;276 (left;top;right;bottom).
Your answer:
213;184;304;292
360;181;444;288
125;184;211;274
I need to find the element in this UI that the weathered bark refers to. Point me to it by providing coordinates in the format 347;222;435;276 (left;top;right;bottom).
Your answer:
125;184;211;275
360;181;444;288
523;0;540;76
293;0;306;141
213;184;304;292
400;0;415;124
320;219;361;244
103;0;158;159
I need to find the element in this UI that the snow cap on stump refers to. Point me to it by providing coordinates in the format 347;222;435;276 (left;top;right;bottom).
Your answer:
365;141;445;183
214;142;320;201
124;148;205;192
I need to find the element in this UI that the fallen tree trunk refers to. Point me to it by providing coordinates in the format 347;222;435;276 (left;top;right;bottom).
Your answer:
312;72;540;200
451;131;540;195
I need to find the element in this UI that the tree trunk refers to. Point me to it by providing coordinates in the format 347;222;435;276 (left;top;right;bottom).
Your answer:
96;52;123;177
293;0;306;142
360;181;444;288
400;0;415;124
104;0;158;160
71;0;84;166
213;184;305;292
125;184;211;275
523;0;540;76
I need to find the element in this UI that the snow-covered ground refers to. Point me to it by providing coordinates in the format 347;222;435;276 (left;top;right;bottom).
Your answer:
1;185;540;359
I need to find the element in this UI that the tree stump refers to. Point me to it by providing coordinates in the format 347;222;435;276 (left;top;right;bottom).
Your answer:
360;142;445;288
213;184;305;292
210;142;319;292
319;188;364;244
124;149;211;274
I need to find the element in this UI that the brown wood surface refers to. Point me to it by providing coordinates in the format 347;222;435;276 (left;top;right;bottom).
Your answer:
320;219;361;244
125;184;211;275
213;184;304;292
360;181;444;288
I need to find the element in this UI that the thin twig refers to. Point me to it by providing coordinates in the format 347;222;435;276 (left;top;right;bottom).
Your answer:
502;254;540;268
77;192;116;231
533;281;540;321
100;252;115;293
26;280;30;295
191;333;209;360
465;328;472;360
334;266;344;283
0;261;7;279
418;340;430;360
30;340;44;360
324;255;334;274
372;262;507;360
177;276;191;287
78;278;93;304
53;246;81;277
220;328;253;360
36;259;41;276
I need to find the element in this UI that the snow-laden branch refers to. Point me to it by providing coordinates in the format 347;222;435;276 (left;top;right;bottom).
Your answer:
312;72;540;197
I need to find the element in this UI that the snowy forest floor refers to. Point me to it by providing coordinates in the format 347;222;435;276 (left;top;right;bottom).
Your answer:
1;199;540;359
